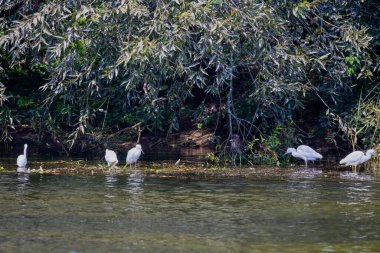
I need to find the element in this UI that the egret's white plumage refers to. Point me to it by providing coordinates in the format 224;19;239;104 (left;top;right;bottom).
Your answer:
105;149;118;166
285;145;322;167
339;149;375;172
126;144;143;169
17;144;28;169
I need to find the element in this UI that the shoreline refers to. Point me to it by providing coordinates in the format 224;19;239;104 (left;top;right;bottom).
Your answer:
0;160;376;179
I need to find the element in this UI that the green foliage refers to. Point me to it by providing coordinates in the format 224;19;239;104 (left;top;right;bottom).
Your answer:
0;109;13;142
247;126;283;165
356;102;380;147
16;96;33;108
332;98;380;151
31;63;48;76
207;152;220;165
345;54;361;76
0;0;379;157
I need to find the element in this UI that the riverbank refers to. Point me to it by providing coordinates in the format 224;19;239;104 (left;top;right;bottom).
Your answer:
1;159;377;179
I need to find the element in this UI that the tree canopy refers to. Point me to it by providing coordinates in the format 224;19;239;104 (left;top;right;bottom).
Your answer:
0;0;379;161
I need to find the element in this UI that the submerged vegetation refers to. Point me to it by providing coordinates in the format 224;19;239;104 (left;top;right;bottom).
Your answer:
0;0;379;164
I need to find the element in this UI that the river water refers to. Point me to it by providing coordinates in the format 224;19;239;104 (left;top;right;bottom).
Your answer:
0;170;380;252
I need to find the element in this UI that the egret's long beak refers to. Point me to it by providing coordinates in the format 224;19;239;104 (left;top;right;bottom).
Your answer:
141;150;144;154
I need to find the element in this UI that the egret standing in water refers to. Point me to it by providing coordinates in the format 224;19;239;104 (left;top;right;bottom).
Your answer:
126;144;143;169
285;145;322;168
17;144;29;172
105;149;118;168
339;149;375;173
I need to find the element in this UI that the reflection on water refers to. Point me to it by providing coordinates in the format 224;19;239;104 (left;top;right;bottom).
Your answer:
17;173;30;185
0;173;380;252
288;168;323;179
16;173;30;196
105;174;118;188
340;171;374;181
127;171;144;194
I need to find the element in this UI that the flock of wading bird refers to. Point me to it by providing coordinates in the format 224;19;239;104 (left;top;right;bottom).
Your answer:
285;145;376;173
16;144;143;173
15;143;376;173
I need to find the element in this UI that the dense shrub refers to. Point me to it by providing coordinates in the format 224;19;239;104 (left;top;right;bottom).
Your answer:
0;0;378;157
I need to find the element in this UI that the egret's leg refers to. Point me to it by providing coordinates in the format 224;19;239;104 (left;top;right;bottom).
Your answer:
239;153;242;167
304;160;308;168
110;162;116;172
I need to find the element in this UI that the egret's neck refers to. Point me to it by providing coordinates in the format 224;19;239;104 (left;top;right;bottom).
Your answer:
24;146;27;156
361;152;373;163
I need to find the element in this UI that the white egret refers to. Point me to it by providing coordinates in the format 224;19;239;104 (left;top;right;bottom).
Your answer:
17;144;28;172
126;144;143;169
339;149;375;173
285;145;322;168
105;149;118;167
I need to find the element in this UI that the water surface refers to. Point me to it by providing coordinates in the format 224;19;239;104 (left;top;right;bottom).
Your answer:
1;172;380;252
